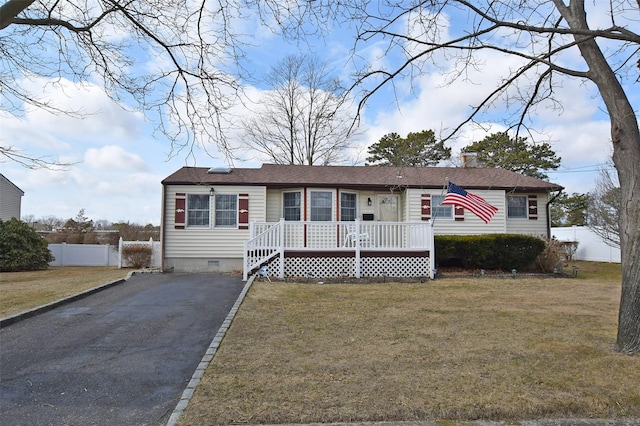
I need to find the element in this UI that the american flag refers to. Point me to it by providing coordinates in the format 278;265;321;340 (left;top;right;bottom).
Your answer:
441;182;498;224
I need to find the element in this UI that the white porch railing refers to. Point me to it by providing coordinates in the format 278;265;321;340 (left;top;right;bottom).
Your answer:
243;219;434;280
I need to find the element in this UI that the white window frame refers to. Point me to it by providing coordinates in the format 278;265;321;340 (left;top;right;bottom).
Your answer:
283;191;302;221
432;194;453;219
310;191;333;221
186;194;211;228
507;195;528;219
340;192;357;221
214;194;238;228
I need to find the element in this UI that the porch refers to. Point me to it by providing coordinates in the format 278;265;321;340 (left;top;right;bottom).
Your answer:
243;219;435;281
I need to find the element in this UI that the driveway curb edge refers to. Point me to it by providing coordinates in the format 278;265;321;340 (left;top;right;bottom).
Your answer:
166;275;256;426
0;270;138;328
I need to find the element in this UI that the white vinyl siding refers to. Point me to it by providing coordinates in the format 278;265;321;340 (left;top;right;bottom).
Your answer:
407;188;508;235
505;193;549;236
164;185;266;260
266;189;285;222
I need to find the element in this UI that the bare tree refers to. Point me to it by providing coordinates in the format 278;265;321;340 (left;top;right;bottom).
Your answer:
241;54;360;165
0;0;279;168
301;1;638;354
588;164;621;248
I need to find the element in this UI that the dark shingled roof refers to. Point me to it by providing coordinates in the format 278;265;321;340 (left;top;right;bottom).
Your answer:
162;164;563;192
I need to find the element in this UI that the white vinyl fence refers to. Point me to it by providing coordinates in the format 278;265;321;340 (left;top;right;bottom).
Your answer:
118;238;162;268
48;238;161;268
551;226;620;263
48;243;119;266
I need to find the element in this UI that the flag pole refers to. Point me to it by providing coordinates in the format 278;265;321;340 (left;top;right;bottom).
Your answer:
428;177;448;280
431;177;449;229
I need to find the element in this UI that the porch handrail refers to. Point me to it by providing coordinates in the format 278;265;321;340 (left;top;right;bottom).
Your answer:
243;220;283;281
244;220;434;280
250;220;432;251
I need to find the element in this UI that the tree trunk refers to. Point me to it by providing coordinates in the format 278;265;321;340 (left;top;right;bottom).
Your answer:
559;2;640;354
611;116;640;355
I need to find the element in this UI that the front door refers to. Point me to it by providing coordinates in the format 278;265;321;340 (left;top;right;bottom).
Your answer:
377;194;399;222
376;194;400;247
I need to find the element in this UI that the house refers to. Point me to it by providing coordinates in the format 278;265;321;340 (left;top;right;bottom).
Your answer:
0;174;24;222
161;164;563;280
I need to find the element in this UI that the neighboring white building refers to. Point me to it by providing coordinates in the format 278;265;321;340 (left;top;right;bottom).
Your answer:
0;174;24;221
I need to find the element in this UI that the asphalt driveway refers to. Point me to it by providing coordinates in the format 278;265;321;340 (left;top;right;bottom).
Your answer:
0;272;246;426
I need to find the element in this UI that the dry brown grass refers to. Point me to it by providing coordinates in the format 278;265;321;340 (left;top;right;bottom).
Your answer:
180;261;639;425
0;266;129;318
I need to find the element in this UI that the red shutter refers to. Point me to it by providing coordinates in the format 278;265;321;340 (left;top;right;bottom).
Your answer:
421;194;431;221
455;205;465;221
175;193;186;229
528;195;538;220
238;193;249;229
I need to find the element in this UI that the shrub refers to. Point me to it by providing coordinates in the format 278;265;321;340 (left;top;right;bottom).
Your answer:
491;234;546;271
535;237;568;273
121;244;152;268
435;234;546;271
0;218;54;272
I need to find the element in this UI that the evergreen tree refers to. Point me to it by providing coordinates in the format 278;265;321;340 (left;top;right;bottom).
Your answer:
0;218;54;271
366;130;451;167
463;132;561;180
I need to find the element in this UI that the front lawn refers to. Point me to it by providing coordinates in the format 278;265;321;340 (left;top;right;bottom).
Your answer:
0;266;129;318
180;261;638;425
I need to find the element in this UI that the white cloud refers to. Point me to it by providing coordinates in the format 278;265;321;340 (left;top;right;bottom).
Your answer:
84;145;148;172
549;121;612;166
19;76;144;145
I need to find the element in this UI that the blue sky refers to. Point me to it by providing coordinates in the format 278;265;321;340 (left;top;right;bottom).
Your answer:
1;2;632;226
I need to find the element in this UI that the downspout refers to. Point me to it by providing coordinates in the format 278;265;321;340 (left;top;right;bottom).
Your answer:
160;182;167;272
546;189;563;238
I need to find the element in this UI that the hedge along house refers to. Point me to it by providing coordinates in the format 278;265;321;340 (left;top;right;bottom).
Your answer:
161;164;563;280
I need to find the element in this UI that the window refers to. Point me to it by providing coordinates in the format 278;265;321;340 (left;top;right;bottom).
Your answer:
507;195;527;218
283;192;301;221
215;194;237;227
311;191;332;221
187;194;210;227
432;195;452;219
340;192;357;221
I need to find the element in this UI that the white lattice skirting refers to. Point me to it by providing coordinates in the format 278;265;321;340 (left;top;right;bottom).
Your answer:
266;255;430;279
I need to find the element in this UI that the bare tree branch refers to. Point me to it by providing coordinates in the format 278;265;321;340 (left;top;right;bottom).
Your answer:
302;0;639;354
588;164;621;248
240;54;363;165
1;145;75;170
